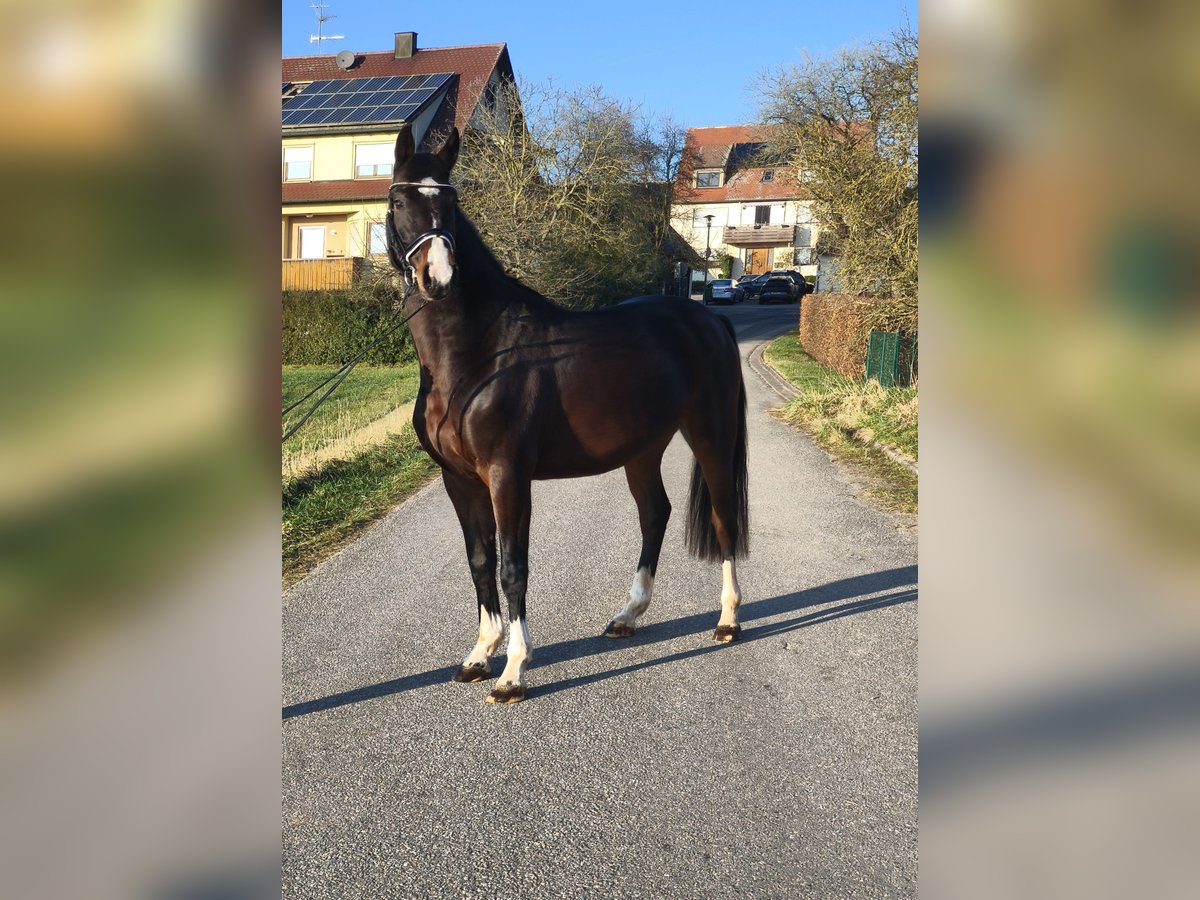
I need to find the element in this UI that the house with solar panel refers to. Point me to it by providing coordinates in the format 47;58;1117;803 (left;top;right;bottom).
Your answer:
281;32;516;289
670;125;821;286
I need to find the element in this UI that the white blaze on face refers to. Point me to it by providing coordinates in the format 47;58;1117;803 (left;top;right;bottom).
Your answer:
418;179;454;286
718;558;742;627
495;617;531;689
426;238;453;286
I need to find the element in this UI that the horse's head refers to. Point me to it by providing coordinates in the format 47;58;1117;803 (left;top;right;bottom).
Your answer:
387;123;460;298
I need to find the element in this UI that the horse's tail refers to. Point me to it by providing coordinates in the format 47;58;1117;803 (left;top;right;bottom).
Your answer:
685;357;749;562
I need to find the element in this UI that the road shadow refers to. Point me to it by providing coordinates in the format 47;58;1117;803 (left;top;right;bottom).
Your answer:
283;565;916;719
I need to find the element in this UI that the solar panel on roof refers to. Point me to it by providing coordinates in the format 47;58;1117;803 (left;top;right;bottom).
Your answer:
281;73;454;127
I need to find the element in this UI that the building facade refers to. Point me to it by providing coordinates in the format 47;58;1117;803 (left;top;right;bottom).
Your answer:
281;33;515;271
671;125;819;283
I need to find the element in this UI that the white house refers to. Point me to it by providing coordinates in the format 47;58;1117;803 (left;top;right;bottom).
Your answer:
671;125;819;284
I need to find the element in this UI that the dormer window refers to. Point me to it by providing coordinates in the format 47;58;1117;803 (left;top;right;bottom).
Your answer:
762;169;775;183
695;171;720;188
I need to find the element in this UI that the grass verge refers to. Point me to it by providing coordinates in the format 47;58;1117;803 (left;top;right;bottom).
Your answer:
282;363;436;587
283;364;420;457
282;425;439;586
763;333;918;514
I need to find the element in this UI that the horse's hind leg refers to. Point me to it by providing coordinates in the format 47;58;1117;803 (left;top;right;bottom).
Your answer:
442;470;504;683
604;448;671;638
697;441;745;642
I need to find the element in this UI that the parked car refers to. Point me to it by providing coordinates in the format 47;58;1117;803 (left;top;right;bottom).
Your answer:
702;278;743;305
740;272;773;300
777;270;813;296
757;275;799;304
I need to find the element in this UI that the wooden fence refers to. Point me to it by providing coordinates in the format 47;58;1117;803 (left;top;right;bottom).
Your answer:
281;257;369;292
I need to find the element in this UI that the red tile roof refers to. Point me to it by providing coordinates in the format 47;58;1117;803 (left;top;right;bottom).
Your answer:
686;124;777;148
674;124;811;203
283;178;392;204
282;43;511;135
717;167;809;202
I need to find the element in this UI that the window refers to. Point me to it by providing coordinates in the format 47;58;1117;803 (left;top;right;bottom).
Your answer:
754;205;770;225
695;171;720;188
693;210;722;227
761;169;774;183
355;143;393;178
368;222;387;256
283;146;312;181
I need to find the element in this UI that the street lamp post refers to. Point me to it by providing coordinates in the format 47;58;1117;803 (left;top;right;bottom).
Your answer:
703;214;715;286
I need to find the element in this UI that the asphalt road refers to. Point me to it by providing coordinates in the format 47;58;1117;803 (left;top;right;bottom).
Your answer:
283;300;918;899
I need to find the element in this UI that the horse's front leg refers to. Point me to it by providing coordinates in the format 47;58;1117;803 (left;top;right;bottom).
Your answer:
487;466;533;704
442;470;504;683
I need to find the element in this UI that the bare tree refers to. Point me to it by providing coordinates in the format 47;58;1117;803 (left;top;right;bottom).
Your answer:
452;79;683;308
758;27;917;309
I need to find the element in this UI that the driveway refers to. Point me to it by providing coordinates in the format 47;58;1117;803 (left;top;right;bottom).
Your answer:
283;300;917;899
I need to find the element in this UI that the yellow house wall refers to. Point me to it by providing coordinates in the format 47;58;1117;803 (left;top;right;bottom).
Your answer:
279;97;452;259
282;133;399;182
281;200;388;259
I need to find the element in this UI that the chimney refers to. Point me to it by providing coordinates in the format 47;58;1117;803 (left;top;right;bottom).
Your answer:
394;32;417;59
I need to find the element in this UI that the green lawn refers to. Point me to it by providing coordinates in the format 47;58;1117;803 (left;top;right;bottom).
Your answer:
761;331;850;394
282;426;438;585
283;364;421;456
282;363;437;586
764;334;918;513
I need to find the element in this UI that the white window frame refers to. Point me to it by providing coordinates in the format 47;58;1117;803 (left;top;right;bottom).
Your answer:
283;145;313;182
354;142;393;179
368;221;387;255
695;170;721;188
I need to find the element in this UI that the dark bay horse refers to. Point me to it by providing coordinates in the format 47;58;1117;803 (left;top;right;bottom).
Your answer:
386;124;748;704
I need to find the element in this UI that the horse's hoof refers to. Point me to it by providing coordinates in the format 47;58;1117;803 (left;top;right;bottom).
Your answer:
713;624;742;643
452;664;490;683
603;620;636;639
486;684;526;704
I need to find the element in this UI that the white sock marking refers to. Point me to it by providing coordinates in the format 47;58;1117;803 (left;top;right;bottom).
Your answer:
496;617;531;688
462;608;504;670
718;558;742;627
614;566;654;625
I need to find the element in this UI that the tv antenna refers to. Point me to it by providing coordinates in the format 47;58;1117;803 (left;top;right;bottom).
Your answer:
308;2;345;47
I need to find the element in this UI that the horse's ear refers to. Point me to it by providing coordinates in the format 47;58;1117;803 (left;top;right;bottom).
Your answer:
393;124;415;177
437;127;460;170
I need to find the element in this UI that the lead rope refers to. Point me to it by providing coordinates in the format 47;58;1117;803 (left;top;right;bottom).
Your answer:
283;184;456;443
281;282;431;444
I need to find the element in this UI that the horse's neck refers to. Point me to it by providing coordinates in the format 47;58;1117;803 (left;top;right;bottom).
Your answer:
407;222;555;377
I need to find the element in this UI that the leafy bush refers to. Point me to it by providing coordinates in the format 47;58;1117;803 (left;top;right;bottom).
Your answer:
282;289;417;366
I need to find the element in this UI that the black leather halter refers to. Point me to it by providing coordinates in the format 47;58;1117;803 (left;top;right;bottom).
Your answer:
385;181;458;291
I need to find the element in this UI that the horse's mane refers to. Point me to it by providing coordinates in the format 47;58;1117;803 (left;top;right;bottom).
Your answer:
454;209;558;311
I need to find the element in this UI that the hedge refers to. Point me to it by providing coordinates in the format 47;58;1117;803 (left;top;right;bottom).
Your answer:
798;293;878;379
282;290;417;366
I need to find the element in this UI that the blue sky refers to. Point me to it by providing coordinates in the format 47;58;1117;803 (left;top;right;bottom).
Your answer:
282;1;912;127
